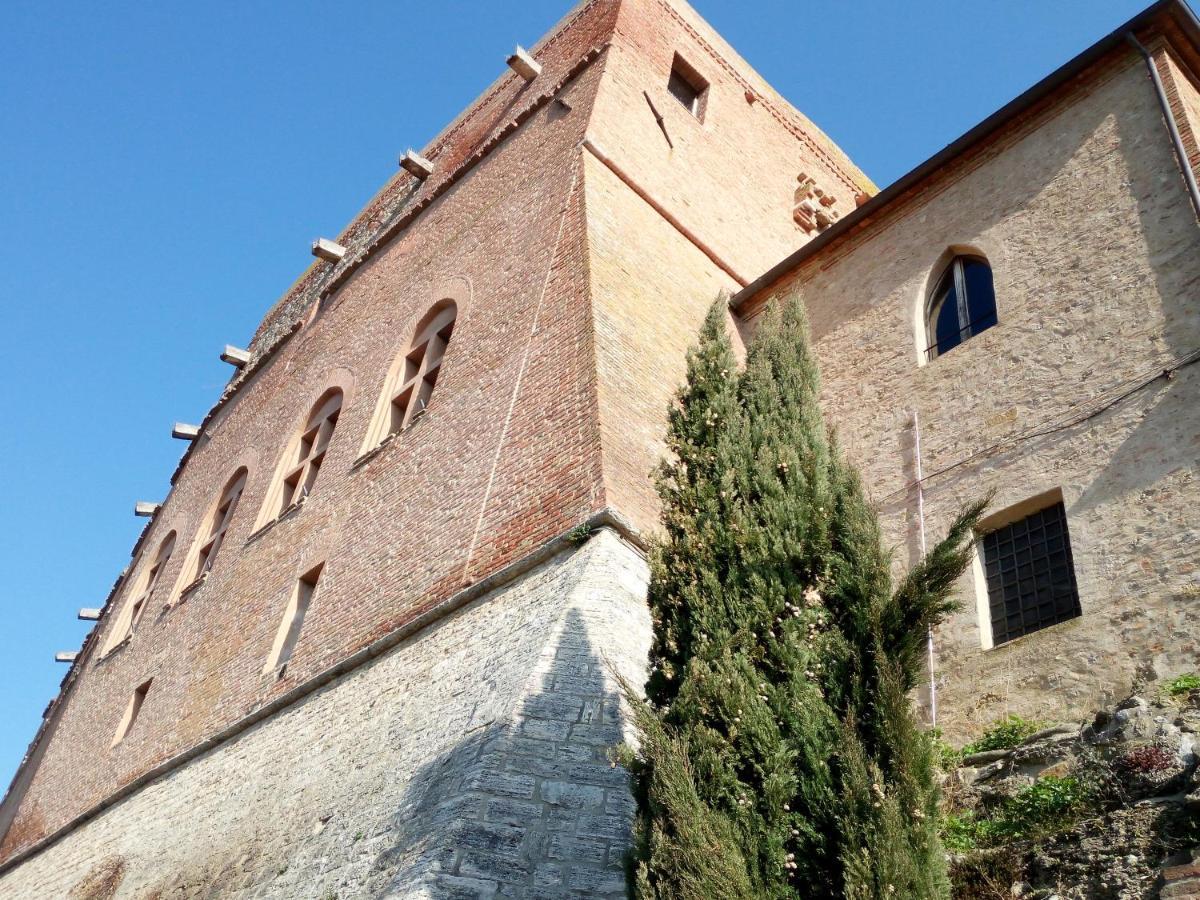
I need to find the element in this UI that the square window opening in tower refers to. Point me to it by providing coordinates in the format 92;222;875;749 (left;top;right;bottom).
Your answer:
668;53;709;119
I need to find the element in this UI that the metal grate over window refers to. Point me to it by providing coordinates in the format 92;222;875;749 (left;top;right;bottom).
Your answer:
981;501;1081;645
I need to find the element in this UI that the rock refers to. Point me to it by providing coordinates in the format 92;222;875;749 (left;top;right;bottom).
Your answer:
971;760;1010;783
962;748;1013;766
1010;880;1031;896
1023;725;1078;744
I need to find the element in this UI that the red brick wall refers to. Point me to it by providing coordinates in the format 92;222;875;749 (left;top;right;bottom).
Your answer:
1;4;615;859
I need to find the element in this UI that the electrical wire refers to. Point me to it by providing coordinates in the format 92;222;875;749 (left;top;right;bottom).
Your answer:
882;344;1200;505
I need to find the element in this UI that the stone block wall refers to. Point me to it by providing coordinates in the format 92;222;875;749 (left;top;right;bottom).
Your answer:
740;46;1200;740
0;529;651;899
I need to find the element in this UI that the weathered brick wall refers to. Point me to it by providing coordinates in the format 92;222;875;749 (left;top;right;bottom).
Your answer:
584;0;869;536
741;49;1200;740
0;530;651;899
0;12;612;859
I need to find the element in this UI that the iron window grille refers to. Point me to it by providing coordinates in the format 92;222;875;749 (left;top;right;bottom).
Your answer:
981;500;1081;645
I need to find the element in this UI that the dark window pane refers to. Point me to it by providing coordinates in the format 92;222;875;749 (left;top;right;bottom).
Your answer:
931;271;962;356
668;68;700;114
963;258;997;335
980;501;1081;645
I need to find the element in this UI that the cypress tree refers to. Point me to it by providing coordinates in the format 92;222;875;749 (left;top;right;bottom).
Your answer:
623;298;985;899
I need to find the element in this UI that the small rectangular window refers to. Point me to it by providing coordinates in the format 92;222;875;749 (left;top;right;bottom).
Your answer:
112;679;152;746
667;54;708;119
263;563;324;675
980;500;1081;645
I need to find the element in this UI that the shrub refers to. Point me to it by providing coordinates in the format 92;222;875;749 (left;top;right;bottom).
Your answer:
929;728;962;771
961;715;1043;756
1162;673;1200;699
939;777;1086;849
1117;744;1176;776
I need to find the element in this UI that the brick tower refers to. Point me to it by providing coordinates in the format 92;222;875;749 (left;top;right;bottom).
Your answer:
0;0;871;895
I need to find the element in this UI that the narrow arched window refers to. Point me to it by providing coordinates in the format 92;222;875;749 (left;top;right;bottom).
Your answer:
926;255;997;359
275;390;342;516
191;468;248;584
365;302;456;449
104;530;176;653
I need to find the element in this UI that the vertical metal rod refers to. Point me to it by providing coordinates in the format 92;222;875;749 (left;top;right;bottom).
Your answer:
912;408;935;726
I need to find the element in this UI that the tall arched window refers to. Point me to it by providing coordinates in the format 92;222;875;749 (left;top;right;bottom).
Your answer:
104;530;176;653
188;468;248;587
926;255;997;359
364;302;457;449
271;389;343;518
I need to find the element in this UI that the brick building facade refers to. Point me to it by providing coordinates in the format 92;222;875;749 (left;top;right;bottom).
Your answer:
0;0;1197;896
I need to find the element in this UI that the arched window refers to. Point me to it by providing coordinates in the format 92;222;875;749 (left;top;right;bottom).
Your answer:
272;390;343;518
189;468;248;585
365;302;456;449
104;530;176;653
925;255;997;359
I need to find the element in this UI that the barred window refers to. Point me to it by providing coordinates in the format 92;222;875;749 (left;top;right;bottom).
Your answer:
980;501;1081;645
926;255;997;359
667;53;708;120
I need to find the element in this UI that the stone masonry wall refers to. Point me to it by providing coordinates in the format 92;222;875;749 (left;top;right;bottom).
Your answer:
0;529;651;899
741;49;1200;740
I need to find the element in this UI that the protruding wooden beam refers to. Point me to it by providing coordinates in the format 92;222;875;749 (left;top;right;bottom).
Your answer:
507;45;541;81
311;238;346;263
399;149;434;180
134;501;160;518
172;423;201;441
55;652;78;664
78;608;102;621
220;345;251;367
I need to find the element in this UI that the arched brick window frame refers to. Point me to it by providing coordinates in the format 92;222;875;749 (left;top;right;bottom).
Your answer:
102;530;177;654
362;300;458;451
174;467;249;599
257;386;347;527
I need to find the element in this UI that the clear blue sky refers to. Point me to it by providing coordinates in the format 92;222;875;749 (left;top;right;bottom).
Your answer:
0;0;1150;790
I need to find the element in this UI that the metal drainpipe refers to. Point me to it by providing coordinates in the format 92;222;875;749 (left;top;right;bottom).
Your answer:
1127;32;1200;222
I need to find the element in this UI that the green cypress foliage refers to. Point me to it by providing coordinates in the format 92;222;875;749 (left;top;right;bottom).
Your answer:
623;298;985;899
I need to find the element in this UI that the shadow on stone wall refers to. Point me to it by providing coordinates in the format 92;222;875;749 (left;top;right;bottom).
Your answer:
1069;92;1200;517
368;607;634;899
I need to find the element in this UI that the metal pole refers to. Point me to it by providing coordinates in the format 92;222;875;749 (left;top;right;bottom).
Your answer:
911;409;935;726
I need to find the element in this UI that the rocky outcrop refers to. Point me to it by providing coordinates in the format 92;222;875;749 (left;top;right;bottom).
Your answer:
945;690;1200;899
